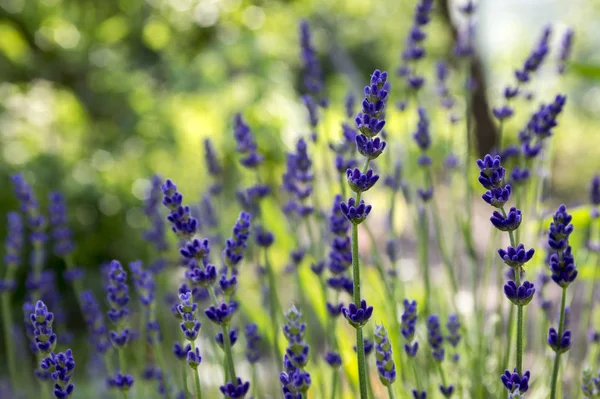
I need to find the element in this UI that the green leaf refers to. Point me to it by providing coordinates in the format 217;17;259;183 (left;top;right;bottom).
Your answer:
569;62;600;80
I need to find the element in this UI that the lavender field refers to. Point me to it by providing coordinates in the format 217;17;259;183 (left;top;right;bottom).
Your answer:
1;0;600;398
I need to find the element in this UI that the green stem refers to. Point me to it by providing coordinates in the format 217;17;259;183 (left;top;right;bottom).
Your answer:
264;247;283;365
330;368;339;399
222;324;238;384
1;292;17;390
190;341;203;399
181;364;189;399
429;194;459;295
418;206;430;314
550;287;567;398
412;361;421;391
251;365;258;398
153;332;173;399
118;349;129;399
387;385;396;399
502;305;515;370
352;221;368;399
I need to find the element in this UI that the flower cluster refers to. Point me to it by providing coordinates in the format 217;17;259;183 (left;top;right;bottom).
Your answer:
413;107;434;201
446;315;461;362
48;192;75;258
299;20;327;112
282;138;314;218
80;291;110;354
244;323;262;364
374;324;396;386
204;138;223;194
515;26;551;83
399;0;434;91
280;305;311;398
325;195;353;292
401;299;419;357
557;29;574;74
143;175;169;265
547;205;577;287
519;94;567;159
233;113;264;169
1;212;23;293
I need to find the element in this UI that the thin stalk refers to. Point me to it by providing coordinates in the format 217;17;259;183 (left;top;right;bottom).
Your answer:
154;343;173;399
429;195;458;295
251;365;258;398
118;349;129;399
1;292;17;389
190;342;203;399
550;287;567;398
387;385;396;399
366;358;375;399
418;207;430;314
330;368;339;399
264;247;283;365
181;364;189;399
352;221;368;399
222;324;238;383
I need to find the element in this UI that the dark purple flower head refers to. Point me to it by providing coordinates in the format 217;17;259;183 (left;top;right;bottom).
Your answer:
220;378;251;398
215;328;238;349
515;25;552;82
223;211;252;267
40;349;76;399
129;261;156;306
510;167;530;185
490;207;522;232
355;69;389;137
493;106;514;121
342;299;373;328
590;175;600;206
48;192;75;257
417;187;434;202
346;168;379;193
186;261;218;288
504;280;535;306
186;346;202;369
299;20;325;102
80;291;110;354
324;351;342;368
310;261;325;276
107;373;134;392
412;390;427;399
204;138;222;176
233;113;264;168
302;95;318;129
401;299;418;342
177;291;202;341
439;385;455;398
459;0;475;14
374;324;396;386
498;244;535;268
356;135;386;160
340;198;372;224
205;302;237;326
106;260;131;337
482;185;512;208
173;342;192;360
557;29;574;74
477;154;506;189
161;179;198;239
4;211;23;272
345;92;355;119
30;300;57;355
245;323;262;363
501;369;530;393
548;204;574;251
548;327;571;353
445;314;461;348
413;108;431;151
426;315;444;362
254;226;274;247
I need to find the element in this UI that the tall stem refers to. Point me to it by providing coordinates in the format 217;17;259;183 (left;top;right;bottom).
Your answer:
118;349;129;399
387;385;396;399
1;292;17;390
329;368;339;399
549;287;567;398
352;220;368;399
190;342;203;399
180;364;189;399
264;248;283;365
222;324;238;384
418;206;430;314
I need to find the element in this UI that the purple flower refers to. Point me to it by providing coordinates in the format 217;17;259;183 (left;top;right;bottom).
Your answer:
186;347;202;369
80;291;110;353
412;390;427;399
374;324;396;386
356;135;386;160
515;26;551;82
557;29;574;74
427;315;444;362
346;168;379;193
501;369;530;393
30;300;57;355
107;373;134;392
204;138;222;176
223;211;252;268
413;108;431;151
590;175;600;206
498;244;535;268
220;378;251;398
341;299;373;328
299;20;326;103
482;185;512;208
216;328;238;349
254;226;274;247
244;323;262;363
548;327;571;353
490;207;522;232
48;192;75;257
547;205;578;287
173;343;191;360
177;291;202;341
233;113;264;168
504;280;536;306
340;198;372;224
324;351;342;368
205;302;237;325
493;106;514;121
401;299;418;342
40;349;76;399
477;155;506;189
